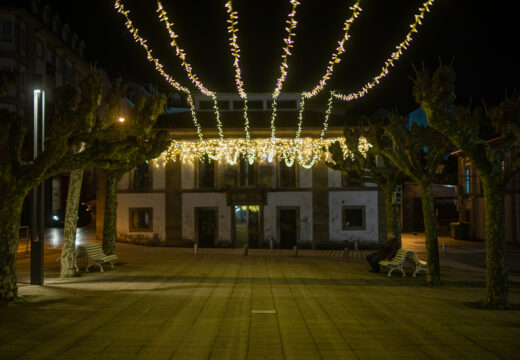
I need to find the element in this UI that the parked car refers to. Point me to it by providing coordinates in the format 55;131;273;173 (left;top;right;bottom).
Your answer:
49;202;92;227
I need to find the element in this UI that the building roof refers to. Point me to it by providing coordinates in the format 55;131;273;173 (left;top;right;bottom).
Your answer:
156;109;347;139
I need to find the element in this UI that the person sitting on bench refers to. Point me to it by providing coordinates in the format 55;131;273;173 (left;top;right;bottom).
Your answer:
366;233;399;273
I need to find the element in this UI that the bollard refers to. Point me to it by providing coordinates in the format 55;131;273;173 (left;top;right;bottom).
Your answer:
344;247;349;259
269;240;273;250
243;244;248;256
354;240;358;251
194;243;198;255
442;242;446;254
293;245;298;257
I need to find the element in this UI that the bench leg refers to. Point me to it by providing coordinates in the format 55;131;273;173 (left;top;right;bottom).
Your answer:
86;262;104;272
109;261;114;269
387;267;395;277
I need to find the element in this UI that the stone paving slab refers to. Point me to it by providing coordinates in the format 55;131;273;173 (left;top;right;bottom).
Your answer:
2;242;520;360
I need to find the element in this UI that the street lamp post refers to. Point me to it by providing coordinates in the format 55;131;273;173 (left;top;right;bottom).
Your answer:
30;75;45;285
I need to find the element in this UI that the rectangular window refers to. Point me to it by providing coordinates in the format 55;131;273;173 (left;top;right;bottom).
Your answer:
342;206;366;230
279;159;296;188
36;39;44;58
233;99;263;110
239;156;256;187
267;99;297;110
55;55;62;74
129;208;153;232
198;156;216;189
0;19;13;43
131;162;152;190
20;22;27;52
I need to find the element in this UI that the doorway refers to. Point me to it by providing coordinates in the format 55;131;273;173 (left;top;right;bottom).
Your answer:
196;208;217;247
278;207;299;249
234;205;260;248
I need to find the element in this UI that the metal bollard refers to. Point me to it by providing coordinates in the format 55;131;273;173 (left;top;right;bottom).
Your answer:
269;240;273;250
344;247;349;259
243;244;248;256
194;243;198;255
293;245;298;257
354;240;358;251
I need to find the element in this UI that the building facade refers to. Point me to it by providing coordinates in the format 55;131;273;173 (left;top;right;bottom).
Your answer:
115;93;387;248
1;0;97;221
456;145;520;243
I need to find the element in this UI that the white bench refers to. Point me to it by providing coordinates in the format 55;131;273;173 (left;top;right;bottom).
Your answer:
77;243;118;272
379;249;426;277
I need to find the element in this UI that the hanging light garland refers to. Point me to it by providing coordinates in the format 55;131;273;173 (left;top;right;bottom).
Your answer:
333;0;435;102
114;0;206;145
157;135;371;167
269;0;301;160
301;1;362;99
156;1;227;150
225;1;253;163
115;0;436;169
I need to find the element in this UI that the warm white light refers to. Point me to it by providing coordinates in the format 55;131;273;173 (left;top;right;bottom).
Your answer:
118;117;125;123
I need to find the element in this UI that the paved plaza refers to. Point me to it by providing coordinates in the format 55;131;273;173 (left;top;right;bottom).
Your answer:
2;231;520;360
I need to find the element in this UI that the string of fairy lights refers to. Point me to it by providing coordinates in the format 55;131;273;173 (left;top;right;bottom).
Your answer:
224;0;253;163
332;0;435;102
156;136;372;168
269;0;300;159
114;0;436;167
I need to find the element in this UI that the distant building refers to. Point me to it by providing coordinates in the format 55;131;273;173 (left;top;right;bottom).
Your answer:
114;93;388;249
454;143;520;243
0;0;93;221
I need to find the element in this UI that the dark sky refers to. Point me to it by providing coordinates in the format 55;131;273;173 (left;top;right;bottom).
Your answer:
47;0;519;113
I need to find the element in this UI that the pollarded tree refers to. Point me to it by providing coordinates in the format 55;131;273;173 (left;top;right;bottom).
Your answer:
365;115;453;285
328;125;408;240
0;72;169;300
59;88;169;276
100;92;170;255
413;64;520;308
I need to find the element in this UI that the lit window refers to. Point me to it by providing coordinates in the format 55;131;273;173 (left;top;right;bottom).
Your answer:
129;208;153;232
464;167;470;194
342;206;366;231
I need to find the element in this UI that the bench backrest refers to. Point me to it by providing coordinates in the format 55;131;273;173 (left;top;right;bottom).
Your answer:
391;248;409;262
82;243;108;259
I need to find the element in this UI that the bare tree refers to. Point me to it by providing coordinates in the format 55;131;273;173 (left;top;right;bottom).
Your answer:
413;64;520;307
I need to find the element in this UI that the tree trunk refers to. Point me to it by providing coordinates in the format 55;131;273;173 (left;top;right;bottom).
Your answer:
481;176;509;308
0;192;25;300
60;168;84;277
102;170;122;255
419;181;440;284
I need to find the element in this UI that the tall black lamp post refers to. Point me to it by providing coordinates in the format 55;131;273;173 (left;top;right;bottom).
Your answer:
30;74;45;285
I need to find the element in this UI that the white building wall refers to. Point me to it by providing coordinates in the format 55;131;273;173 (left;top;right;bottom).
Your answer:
118;172;129;190
181;193;231;245
181;159;195;189
264;192;313;246
117;193;165;241
329;191;379;245
328;168;342;188
299;165;312;188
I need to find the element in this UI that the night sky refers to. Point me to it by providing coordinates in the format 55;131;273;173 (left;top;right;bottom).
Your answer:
47;0;519;114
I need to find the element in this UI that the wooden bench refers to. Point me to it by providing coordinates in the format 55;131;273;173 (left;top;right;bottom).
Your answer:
379;249;427;277
77;243;118;272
